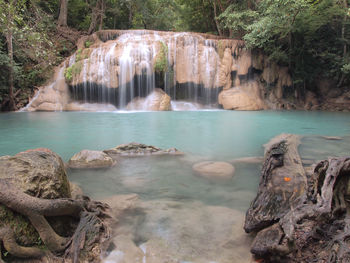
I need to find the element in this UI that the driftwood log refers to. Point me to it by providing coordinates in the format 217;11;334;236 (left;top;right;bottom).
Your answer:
245;133;350;262
0;149;111;262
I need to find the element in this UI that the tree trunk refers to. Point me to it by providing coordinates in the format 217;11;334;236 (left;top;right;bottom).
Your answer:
98;0;105;31
6;0;17;111
57;0;68;27
212;0;222;36
88;4;99;34
337;0;348;87
128;3;133;28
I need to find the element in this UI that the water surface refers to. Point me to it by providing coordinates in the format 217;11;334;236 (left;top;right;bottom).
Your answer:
0;110;349;262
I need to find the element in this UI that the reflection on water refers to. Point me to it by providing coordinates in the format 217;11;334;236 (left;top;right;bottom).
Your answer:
0;111;350;262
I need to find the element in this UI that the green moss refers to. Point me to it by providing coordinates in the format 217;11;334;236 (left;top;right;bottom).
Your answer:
0;205;39;246
154;41;168;73
85;40;94;48
76;48;83;61
64;61;83;83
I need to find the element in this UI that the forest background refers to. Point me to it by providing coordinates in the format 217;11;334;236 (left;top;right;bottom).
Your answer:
0;0;349;110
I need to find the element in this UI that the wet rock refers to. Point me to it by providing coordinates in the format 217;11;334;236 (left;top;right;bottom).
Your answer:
65;102;117;111
126;89;171;111
68;149;116;169
104;142;183;157
218;81;266;110
102;194;139;220
244;134;307;233
192;161;235;179
245;134;350;262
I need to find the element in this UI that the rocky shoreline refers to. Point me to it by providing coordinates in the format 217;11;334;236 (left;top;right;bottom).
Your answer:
245;134;350;262
0;138;349;262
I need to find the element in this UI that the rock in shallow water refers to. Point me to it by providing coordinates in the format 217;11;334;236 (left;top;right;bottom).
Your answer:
102;198;253;263
192;161;235;179
104;142;183;157
244;134;307;233
68;149;116;169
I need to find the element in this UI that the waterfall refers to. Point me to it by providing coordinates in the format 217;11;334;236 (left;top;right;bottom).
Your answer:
26;30;256;111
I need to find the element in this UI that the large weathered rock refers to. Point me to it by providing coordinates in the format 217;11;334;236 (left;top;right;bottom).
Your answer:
0;148;71;199
25;67;69;112
0;148;111;262
244;134;307;233
192;161;235;179
218;81;266;110
0;148;71;247
68;150;116;169
104;142;182;157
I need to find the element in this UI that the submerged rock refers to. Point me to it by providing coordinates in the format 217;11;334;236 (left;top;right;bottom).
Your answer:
103;198;252;263
104;142;183;157
68;149;116;169
192;161;235;179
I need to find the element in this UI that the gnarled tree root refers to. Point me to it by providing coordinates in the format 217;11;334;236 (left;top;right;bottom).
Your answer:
0;179;110;262
0;227;45;258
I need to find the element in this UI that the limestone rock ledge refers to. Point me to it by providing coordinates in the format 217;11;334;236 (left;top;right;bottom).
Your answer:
218;81;267;110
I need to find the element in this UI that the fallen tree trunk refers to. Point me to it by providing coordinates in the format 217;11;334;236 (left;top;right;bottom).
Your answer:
245;134;350;262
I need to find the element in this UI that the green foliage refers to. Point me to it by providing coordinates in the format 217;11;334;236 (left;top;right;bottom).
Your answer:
76;48;83;61
219;1;257;38
64;61;83;83
85;40;94;48
220;0;350;88
154;41;168;73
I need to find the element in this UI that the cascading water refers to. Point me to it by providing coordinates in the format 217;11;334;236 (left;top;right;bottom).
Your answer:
67;31;229;110
25;30;258;111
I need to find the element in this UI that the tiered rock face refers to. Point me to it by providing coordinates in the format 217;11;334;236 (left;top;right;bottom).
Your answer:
23;30;295;112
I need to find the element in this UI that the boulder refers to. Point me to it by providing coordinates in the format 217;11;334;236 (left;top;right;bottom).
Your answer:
0;148;111;262
218;81;266;110
192;161;235;179
126;89;171;111
68;149;116;169
0;148;71;247
104;142;183;157
0;148;71;199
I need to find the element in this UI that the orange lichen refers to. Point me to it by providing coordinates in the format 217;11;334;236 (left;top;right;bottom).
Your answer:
284;177;291;182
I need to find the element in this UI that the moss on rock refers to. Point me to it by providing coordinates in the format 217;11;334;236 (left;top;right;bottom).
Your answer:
154;41;168;73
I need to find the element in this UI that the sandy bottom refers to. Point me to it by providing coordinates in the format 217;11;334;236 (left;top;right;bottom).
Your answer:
101;195;254;263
